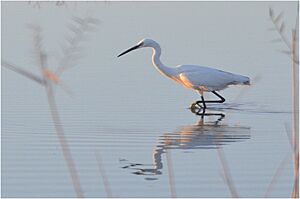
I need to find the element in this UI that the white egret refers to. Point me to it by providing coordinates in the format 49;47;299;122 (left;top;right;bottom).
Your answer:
118;39;250;110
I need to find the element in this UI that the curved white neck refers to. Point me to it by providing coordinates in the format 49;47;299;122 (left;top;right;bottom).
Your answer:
151;44;176;78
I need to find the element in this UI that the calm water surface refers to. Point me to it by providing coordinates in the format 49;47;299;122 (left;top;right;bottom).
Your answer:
2;1;297;197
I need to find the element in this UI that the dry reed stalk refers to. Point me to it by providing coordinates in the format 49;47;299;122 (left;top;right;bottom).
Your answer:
28;1;41;9
95;151;112;198
216;147;239;198
165;136;177;198
264;153;290;197
32;26;84;198
269;7;299;64
269;5;299;198
291;10;299;197
46;83;84;197
269;8;291;50
284;123;293;149
1;61;45;85
28;1;66;8
56;16;100;76
2;16;98;197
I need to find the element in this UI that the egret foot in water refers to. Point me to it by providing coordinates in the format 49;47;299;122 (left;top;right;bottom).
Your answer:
190;91;225;113
189;102;204;113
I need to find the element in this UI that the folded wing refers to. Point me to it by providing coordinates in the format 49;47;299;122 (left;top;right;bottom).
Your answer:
178;67;250;91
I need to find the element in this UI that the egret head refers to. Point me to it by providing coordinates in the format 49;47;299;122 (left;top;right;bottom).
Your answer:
117;38;158;57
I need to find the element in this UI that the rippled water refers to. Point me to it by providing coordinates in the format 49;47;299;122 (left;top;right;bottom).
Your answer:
2;1;298;197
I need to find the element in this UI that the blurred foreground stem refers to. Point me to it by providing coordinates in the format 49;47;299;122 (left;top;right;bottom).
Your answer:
45;82;84;198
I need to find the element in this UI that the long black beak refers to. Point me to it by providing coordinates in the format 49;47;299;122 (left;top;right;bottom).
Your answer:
117;43;142;57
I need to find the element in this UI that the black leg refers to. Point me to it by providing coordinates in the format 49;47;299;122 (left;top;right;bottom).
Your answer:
211;91;225;103
201;96;206;109
196;91;225;106
189;91;226;113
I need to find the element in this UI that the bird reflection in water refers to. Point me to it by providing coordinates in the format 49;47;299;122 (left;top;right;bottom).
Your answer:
121;113;250;180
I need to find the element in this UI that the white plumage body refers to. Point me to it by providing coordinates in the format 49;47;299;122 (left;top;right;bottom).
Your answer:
173;65;250;92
